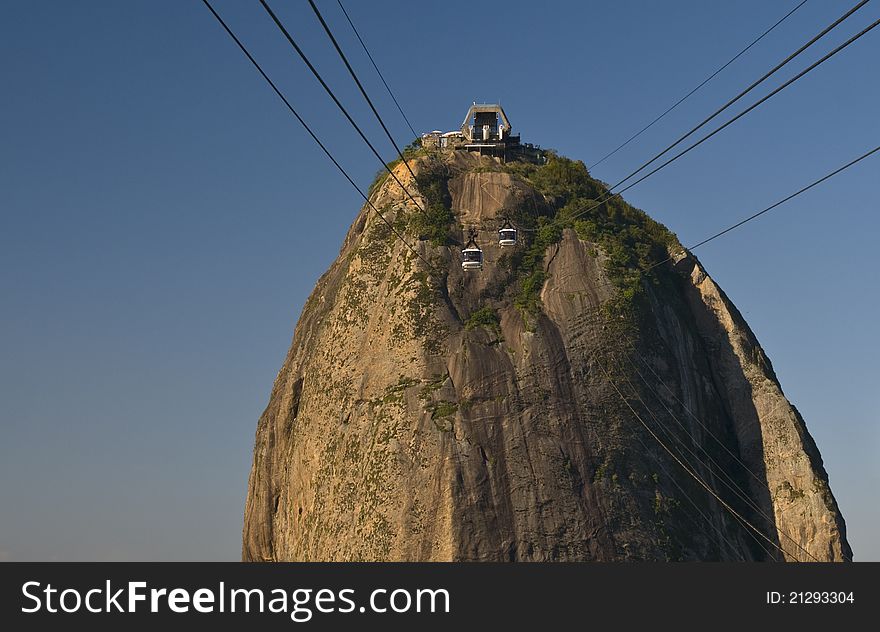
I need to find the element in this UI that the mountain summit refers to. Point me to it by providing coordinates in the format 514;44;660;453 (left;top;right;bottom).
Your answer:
241;142;850;561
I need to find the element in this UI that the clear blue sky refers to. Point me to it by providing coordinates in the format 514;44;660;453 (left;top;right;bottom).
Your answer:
1;0;877;561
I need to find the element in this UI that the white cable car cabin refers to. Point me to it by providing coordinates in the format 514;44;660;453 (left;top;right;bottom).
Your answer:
498;219;517;246
461;231;483;271
461;247;483;270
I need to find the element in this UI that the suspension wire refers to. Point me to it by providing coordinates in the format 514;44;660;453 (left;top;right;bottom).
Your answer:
602;0;869;189
589;0;808;170
307;0;420;187
628;344;779;486
627;352;821;561
610;357;785;561
561;151;880;563
258;0;426;214
630;345;840;534
599;346;776;561
619;353;819;561
584;306;816;559
208;0;866;556
569;12;880;227
628;426;749;561
625;355;769;502
199;0;436;273
597;359;795;561
689;143;880;250
644;143;880;272
626;348;766;485
586;335;748;561
205;3;857;560
578;15;880;224
579;148;880;558
622;363;779;529
335;0;419;140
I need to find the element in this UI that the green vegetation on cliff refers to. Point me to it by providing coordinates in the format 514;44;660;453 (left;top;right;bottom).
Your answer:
366;145;455;247
365;149;682;330
503;153;680;321
464;305;501;333
412;166;454;246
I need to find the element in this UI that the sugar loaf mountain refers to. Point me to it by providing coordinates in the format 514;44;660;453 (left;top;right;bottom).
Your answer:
242;105;850;562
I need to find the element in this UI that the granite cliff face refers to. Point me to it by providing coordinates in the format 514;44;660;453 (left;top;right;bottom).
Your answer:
242;151;850;561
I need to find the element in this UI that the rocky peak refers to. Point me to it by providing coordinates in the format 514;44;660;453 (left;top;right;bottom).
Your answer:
242;148;850;562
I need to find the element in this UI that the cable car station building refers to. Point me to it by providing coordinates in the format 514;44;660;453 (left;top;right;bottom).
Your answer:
421;103;542;162
420;104;539;271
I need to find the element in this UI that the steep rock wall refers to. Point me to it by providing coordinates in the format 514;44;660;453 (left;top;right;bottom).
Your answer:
242;152;850;561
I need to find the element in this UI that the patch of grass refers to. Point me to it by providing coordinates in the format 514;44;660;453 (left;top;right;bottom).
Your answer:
496;154;681;323
572;195;678;326
511;219;563;315
594;461;608;483
429;400;458;420
374;149;683;333
403;137;422;154
526;152;606;206
381;376;419;404
427;400;458;431
464;306;501;333
405;271;447;354
412;164;454;245
418;374;447;400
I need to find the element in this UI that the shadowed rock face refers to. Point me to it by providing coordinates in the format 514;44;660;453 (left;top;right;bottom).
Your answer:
242;152;851;562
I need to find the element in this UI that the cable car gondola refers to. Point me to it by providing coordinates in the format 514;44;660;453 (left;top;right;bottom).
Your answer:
498;218;518;246
461;229;483;271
